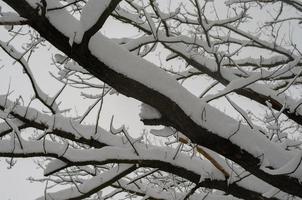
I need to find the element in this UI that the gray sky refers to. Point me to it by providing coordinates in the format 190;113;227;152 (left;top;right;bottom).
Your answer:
0;0;301;199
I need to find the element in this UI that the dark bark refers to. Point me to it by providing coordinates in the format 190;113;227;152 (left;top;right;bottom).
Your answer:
0;148;278;200
3;0;302;198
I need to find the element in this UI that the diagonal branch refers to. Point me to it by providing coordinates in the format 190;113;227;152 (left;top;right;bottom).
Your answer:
3;0;302;198
0;139;281;200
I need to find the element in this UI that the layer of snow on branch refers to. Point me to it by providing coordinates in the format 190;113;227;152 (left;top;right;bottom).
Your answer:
37;164;133;200
150;127;175;137
88;32;295;174
139;103;161;120
76;0;112;42
0;95;126;148
26;0;300;181
44;159;67;176
263;151;302;179
31;0;111;44
0;12;26;23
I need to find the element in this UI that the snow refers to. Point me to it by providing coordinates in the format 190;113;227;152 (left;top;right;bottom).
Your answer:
156;13;302;119
24;0;40;8
54;53;67;64
139;103;161;120
0;95;126;148
143;6;157;36
165;42;218;72
150;127;175;137
34;0;80;44
225;96;255;129
41;0;112;44
203;73;262;102
115;179;235;200
0;118;24;137
53;145;224;180
202;147;291;200
113;6;150;31
0;96;224;183
44;159;67;176
222;55;291;68
0;134;226;195
262;188;280;199
219;57;302;116
88;31;296;178
0;12;26;23
0;37;60;112
76;0;112;42
37;164;134;200
263;151;302;178
22;0;302;183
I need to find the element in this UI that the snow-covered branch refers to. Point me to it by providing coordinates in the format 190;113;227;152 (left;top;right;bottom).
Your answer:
1;0;302;199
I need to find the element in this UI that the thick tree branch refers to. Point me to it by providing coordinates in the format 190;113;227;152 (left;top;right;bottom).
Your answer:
111;8;302;127
3;0;302;198
0;139;280;200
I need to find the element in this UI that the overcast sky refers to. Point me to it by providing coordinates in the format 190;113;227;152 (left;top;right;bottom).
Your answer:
0;0;301;199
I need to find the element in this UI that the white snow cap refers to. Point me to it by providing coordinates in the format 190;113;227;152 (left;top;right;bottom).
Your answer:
139;103;161;120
